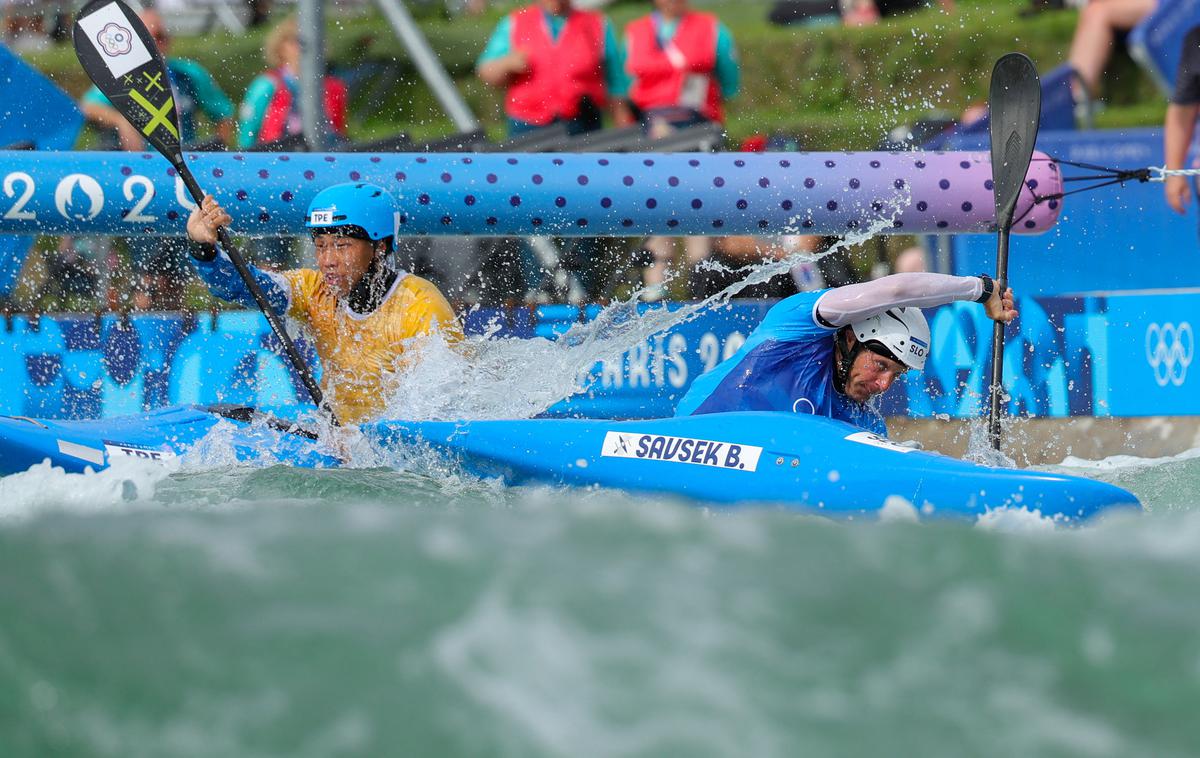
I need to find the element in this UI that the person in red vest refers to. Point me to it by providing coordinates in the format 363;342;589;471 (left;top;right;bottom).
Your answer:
238;15;348;148
624;0;739;135
476;0;633;136
238;15;349;270
625;0;741;300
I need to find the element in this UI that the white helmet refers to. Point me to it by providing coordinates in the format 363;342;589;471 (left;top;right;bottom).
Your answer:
850;307;931;371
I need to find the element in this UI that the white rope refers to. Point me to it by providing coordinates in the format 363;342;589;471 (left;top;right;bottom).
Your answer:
1150;166;1200;180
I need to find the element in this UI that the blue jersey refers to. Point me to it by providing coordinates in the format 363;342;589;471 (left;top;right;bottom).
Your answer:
674;290;887;436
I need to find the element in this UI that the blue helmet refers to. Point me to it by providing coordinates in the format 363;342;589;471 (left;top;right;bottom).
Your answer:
305;182;397;242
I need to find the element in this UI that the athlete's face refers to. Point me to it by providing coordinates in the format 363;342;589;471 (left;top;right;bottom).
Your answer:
844;343;908;403
314;234;376;298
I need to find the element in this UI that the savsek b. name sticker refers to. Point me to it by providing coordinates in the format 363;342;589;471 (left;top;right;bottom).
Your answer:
601;431;762;472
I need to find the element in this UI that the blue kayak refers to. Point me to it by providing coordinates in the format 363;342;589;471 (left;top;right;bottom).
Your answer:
0;405;1140;521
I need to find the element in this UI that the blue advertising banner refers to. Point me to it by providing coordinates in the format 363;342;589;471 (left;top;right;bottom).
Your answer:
1;291;1196;421
946;128;1200;294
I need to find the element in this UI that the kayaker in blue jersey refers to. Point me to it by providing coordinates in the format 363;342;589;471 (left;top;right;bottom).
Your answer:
674;273;1017;435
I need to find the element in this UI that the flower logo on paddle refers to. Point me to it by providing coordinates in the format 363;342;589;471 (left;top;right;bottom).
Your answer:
96;22;134;57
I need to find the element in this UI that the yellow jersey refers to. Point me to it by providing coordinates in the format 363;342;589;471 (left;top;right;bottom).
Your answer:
281;269;462;424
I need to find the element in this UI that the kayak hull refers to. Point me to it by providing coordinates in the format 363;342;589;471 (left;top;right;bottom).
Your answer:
371;412;1140;521
0;406;1140;521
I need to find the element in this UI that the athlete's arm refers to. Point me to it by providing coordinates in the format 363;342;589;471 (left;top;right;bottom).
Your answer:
1165;28;1200;214
815;272;1014;326
185;195;290;316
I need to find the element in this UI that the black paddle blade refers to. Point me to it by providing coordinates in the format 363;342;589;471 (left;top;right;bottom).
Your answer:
988;53;1042;231
72;0;183;163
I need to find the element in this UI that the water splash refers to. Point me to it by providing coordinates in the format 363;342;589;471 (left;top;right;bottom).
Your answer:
381;213;904;421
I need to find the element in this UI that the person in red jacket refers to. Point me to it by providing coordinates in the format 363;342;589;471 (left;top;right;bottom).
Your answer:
625;0;741;300
476;0;633;136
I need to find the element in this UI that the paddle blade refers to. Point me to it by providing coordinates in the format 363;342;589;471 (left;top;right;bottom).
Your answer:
988;53;1042;230
72;0;183;163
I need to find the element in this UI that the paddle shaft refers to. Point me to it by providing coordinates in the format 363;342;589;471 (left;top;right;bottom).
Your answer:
174;163;332;422
987;232;1010;450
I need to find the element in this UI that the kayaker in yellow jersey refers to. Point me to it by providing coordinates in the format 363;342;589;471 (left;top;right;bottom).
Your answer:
186;182;462;424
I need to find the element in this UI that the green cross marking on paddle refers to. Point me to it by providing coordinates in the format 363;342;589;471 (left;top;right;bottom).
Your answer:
142;71;164;93
128;89;178;139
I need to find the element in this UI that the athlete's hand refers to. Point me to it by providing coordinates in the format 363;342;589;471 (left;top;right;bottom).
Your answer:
1166;175;1192;215
187;194;231;245
985;286;1018;324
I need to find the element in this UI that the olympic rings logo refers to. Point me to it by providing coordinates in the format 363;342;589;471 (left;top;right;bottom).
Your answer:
1145;322;1194;387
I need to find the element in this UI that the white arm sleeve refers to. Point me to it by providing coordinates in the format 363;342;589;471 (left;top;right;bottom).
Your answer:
815;273;984;327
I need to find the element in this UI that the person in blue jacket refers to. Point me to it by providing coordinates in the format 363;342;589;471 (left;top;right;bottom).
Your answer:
674;272;1017;436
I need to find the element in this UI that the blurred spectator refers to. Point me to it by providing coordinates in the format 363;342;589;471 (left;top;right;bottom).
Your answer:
2;0;47;50
237;15;349;148
869;0;954;18
768;0;952;26
476;0;632;135
1067;0;1155;101
893;245;928;273
691;236;825;300
79;8;234;311
1163;24;1200;214
247;0;272;27
239;15;349;270
624;0;739;299
476;0;631;303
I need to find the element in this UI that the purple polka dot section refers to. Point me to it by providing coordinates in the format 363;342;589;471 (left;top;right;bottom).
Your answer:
555;196;566;208
281;191;294;202
532;174;543;185
258;169;269;179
